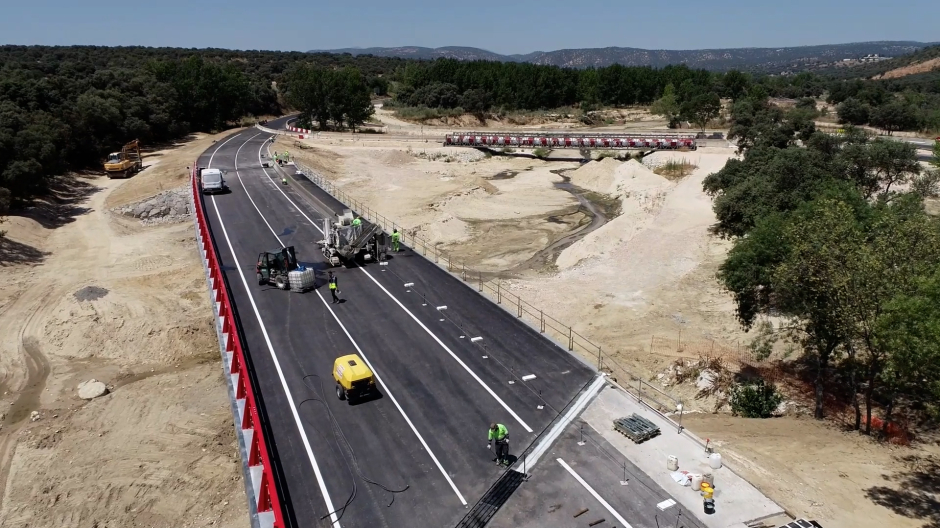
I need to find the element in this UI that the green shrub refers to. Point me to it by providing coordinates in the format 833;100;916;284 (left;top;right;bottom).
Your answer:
533;147;550;159
729;379;783;418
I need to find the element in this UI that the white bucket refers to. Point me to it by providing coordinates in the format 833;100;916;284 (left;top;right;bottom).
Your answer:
691;473;703;491
709;452;723;469
666;455;679;471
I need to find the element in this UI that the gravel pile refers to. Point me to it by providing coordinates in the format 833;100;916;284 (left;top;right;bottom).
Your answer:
114;187;192;225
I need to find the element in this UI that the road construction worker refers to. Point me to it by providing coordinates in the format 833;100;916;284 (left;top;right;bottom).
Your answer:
351;216;362;237
281;176;287;185
487;423;509;466
391;229;401;252
328;271;339;304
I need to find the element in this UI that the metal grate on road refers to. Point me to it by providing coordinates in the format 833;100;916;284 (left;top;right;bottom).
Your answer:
454;469;527;528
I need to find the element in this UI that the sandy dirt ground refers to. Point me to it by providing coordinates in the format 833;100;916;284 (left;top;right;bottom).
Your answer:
278;117;940;528
0;133;248;528
683;413;940;528
371;104;672;134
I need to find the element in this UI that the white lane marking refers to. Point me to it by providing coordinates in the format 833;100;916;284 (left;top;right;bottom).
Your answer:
207;146;341;526
229;137;466;506
249;141;534;433
229;134;285;242
518;375;606;471
255;143;326;235
557;458;632;528
207;131;249;168
356;267;533;433
314;290;468;505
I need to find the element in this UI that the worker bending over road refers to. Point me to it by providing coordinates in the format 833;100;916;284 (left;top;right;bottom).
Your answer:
351;215;362;237
488;423;510;466
391;229;401;252
328;271;340;304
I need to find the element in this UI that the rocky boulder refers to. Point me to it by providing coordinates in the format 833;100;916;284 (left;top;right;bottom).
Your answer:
78;379;109;400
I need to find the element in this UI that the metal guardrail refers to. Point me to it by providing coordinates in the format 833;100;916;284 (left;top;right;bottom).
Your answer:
191;163;287;528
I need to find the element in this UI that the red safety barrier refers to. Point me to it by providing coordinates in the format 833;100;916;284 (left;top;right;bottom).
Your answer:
191;163;286;528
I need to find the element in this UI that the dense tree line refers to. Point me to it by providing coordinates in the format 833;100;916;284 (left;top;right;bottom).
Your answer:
391;59;732;113
390;57;940;134
281;65;374;130
0;45;402;206
704;90;940;435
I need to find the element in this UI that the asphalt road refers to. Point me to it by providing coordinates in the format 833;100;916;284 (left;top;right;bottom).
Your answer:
198;119;597;527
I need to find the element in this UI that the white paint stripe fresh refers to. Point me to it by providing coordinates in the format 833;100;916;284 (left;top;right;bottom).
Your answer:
314;290;467;505
356;266;534;433
229;136;465;506
208;136;341;527
557;458;632;528
517;375;606;471
251;141;533;433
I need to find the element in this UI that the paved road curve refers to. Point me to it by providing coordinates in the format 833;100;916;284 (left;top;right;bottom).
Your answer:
198;119;597;527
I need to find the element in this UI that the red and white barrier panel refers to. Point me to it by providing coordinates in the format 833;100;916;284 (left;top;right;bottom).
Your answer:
191;164;286;528
444;132;697;150
287;126;312;134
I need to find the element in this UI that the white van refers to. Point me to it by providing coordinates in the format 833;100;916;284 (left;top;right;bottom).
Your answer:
200;168;226;194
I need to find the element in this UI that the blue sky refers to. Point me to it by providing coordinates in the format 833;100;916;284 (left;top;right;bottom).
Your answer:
2;0;936;54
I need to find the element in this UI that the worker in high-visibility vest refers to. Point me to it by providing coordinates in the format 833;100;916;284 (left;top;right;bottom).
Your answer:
328;271;339;304
352;216;362;227
487;423;509;466
391;229;401;252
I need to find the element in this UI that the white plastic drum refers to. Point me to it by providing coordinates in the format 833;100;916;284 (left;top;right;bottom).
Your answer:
709;452;723;469
691;473;703;491
666;455;679;471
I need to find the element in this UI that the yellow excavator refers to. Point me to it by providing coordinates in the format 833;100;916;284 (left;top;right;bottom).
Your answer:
104;140;142;179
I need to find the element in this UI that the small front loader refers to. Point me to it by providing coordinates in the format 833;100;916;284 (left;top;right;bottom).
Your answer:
256;246;298;290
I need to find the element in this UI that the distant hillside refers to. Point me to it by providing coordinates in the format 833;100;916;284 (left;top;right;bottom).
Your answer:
821;44;940;79
317;41;937;72
317;46;510;62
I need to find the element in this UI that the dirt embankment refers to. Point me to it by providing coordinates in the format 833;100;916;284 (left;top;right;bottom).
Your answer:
280;138;593;272
0;132;249;528
873;57;940;79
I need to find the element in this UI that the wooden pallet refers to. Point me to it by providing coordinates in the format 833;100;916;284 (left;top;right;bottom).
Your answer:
613;414;661;444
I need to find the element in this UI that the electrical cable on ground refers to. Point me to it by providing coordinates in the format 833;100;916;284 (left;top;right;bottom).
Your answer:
299;373;410;524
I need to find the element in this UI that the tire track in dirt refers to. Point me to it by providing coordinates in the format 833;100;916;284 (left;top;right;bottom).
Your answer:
0;286;54;512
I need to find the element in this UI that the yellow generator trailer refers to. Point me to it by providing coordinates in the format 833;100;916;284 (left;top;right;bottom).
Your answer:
332;354;376;403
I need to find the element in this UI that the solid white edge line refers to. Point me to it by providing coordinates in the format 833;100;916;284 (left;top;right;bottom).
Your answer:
556;458;633;528
314;289;468;506
251;141;533;433
518;375;606;471
356;266;534;433
208;140;341;527
233;135;467;506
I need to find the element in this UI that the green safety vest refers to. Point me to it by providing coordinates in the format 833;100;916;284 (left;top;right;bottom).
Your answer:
392;232;400;241
329;278;337;290
488;424;508;441
352;218;362;226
